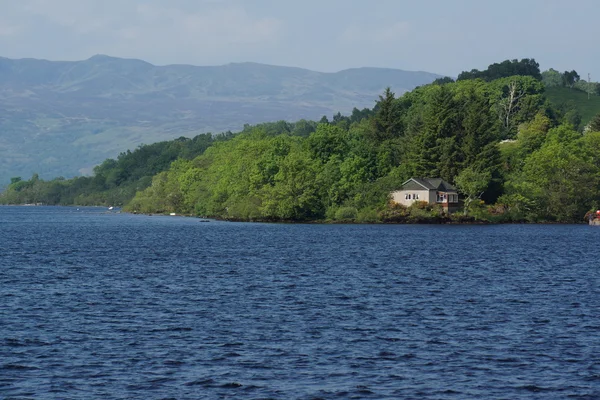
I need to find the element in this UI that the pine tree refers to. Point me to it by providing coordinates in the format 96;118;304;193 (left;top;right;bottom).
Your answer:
370;87;403;141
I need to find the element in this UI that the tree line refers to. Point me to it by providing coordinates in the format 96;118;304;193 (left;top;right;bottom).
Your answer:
3;58;600;223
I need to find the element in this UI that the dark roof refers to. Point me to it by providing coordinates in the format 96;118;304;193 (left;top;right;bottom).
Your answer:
402;177;457;192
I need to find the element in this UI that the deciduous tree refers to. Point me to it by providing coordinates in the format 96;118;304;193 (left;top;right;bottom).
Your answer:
455;167;491;216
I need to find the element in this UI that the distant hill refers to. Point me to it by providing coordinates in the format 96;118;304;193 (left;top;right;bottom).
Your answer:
0;55;441;183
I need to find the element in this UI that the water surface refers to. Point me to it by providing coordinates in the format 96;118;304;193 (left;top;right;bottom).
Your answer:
1;206;599;399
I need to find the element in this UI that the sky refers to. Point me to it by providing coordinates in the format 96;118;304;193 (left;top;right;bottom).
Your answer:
0;0;597;78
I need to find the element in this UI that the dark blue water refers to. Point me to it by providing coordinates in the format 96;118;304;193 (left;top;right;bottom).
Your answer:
1;206;600;399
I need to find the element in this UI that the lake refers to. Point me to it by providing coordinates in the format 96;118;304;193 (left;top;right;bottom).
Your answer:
1;206;599;399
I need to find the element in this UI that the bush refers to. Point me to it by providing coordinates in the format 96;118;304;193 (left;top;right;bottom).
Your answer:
335;206;358;221
356;208;380;223
407;205;431;222
410;200;431;209
450;214;477;223
379;203;408;222
226;197;262;220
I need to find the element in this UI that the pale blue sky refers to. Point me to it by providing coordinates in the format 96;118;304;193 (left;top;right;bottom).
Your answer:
0;0;596;77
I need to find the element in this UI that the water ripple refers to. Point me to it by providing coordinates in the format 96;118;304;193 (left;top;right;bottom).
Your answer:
1;206;600;399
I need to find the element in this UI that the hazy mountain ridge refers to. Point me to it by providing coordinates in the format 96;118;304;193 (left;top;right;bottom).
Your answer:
0;55;441;183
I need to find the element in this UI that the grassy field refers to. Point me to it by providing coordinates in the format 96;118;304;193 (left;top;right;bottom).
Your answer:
545;86;600;126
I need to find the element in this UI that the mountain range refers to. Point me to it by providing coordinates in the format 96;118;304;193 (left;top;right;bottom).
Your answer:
0;55;441;183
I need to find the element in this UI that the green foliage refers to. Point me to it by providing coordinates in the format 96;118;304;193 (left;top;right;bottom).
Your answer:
306;124;350;163
490;76;546;138
515;113;552;160
356;208;380;223
432;77;455;85
370;87;403;140
455;167;492;216
542;68;563;87
6;60;600;225
586;112;600;133
502;125;598;222
458;58;542;81
0;134;214;206
400;79;502;189
574;80;598;96
562;70;580;89
545;86;600;127
379;202;447;224
335;206;358;221
122;72;595;223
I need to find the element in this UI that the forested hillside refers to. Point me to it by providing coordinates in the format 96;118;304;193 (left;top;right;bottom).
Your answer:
0;55;440;183
0;133;218;206
541;67;600;127
4;58;600;223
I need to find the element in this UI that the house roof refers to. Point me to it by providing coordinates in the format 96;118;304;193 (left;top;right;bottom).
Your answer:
402;177;457;192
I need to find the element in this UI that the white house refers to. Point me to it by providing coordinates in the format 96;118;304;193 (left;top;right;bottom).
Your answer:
391;177;460;213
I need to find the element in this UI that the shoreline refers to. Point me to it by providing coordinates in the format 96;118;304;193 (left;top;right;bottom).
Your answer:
0;204;593;225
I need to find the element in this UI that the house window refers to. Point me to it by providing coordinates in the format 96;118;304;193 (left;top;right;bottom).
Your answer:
405;194;410;200
415;194;419;200
437;193;447;202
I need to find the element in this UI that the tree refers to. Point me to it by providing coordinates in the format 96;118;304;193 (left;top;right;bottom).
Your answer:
562;70;580;89
585;112;600;133
457;58;542;81
458;84;500;169
370;87;403;141
260;150;323;220
517;113;552;157
291;119;317;137
349;107;374;124
506;139;597;222
432;77;455;85
491;76;545;138
496;80;526;136
541;69;562;87
454;167;491;216
332;112;344;124
403;84;459;180
457;68;482;81
306;124;349;163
